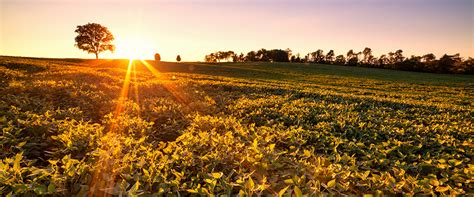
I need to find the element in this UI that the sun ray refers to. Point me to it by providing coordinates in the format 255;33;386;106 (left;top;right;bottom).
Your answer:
140;60;191;105
89;59;133;196
132;62;140;116
113;59;133;118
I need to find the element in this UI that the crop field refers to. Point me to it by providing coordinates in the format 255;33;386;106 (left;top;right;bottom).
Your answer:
0;56;473;196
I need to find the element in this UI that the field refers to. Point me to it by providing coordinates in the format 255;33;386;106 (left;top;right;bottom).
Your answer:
0;56;473;196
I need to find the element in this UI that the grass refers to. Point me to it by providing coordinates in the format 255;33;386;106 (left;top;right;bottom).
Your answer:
0;56;473;196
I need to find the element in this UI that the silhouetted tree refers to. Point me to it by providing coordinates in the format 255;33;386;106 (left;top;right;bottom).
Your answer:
245;49;290;62
246;51;258;62
269;49;290;62
314;49;325;63
205;53;217;62
460;58;474;74
303;54;309;63
394;50;405;63
176;55;181;62
378;54;389;68
397;55;421;71
438;54;462;73
74;23;115;59
387;52;396;65
335;55;346;65
154;53;161;61
326;50;335;63
205;51;235;62
295;55;301;63
362;47;374;65
204;48;472;74
256;49;270;61
239;53;245;62
422;53;436;63
420;53;437;72
346;50;359;66
232;54;238;62
225;51;235;61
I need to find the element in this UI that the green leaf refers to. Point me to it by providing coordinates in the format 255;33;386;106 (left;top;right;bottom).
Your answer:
48;183;56;193
34;184;47;195
12;184;28;194
293;186;303;197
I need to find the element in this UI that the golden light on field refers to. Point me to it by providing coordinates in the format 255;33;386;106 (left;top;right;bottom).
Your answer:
114;59;133;118
115;36;154;60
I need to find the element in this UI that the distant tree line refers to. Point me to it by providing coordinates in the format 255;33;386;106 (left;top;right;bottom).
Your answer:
204;47;473;74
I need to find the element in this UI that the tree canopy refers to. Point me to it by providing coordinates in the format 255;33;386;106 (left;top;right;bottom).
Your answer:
74;23;115;59
155;53;161;61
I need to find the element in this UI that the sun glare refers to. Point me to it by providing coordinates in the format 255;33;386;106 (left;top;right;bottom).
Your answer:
115;36;154;60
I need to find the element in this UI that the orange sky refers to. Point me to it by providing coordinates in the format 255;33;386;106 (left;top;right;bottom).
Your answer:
1;0;473;61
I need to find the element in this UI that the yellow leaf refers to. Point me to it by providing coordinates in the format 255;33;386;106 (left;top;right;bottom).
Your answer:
211;172;223;179
363;194;373;197
327;179;336;188
278;186;289;197
293;186;303;197
269;144;276;151
48;160;58;165
205;179;215;184
284;179;294;184
253;139;258;148
246;177;254;189
435;186;450;192
303;150;311;157
429;179;439;186
17;141;27;147
13;153;23;172
238;190;245;197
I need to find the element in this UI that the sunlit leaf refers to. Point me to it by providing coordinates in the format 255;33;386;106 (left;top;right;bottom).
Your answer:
293;186;303;197
278;186;289;197
327;179;336;188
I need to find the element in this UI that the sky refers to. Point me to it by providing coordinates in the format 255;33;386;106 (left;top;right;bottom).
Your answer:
0;0;473;61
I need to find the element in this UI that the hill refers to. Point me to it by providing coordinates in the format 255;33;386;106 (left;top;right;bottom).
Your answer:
0;56;473;195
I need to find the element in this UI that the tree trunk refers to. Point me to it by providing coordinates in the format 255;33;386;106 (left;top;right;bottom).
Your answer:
95;53;98;60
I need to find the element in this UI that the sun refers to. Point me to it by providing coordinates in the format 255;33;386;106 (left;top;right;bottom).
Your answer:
115;36;154;60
